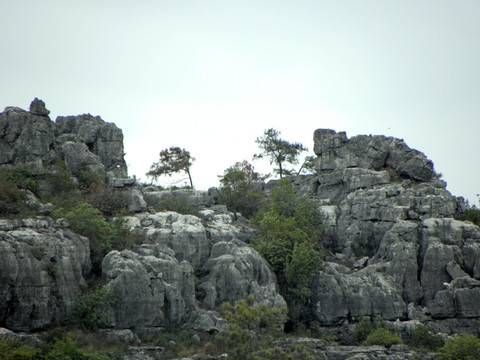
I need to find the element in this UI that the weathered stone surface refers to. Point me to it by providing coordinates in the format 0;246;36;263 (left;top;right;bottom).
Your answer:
0;99;128;177
313;129;435;181
197;239;286;310
0;218;91;331
29;97;50;116
102;245;196;328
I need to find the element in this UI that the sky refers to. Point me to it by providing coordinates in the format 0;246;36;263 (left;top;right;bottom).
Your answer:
1;1;479;205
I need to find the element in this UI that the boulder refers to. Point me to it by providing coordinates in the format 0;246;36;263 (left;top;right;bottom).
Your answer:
0;217;91;331
102;245;196;328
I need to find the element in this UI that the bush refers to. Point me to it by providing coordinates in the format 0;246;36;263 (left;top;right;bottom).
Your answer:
53;202;114;274
457;207;480;227
362;327;403;347
216;296;287;360
68;285;114;332
144;193;199;216
353;316;375;344
111;216;142;250
217;161;265;219
439;333;480;360
0;170;25;216
0;339;39;359
408;324;444;352
81;183;130;216
252;179;325;304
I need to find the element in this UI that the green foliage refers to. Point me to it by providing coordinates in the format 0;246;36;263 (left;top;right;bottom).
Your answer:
0;339;39;360
217;161;265;218
457;206;480;227
68;285;114;332
216;296;287;360
407;324;444;352
439;333;480;360
46;333;109;360
53;202;114;274
47;160;77;196
73;162;105;190
7;167;37;193
353;316;375;344
362;327;403;348
110;216;142;250
0;170;26;216
146;146;195;188
144;193;200;216
0;334;109;360
253;344;316;360
252;179;324;303
253;128;308;178
81;183;130;216
353;316;402;348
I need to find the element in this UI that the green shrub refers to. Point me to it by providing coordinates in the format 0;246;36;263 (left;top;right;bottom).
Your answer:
0;339;39;359
47;160;77;196
253;344;316;360
81;183;129;216
0;170;25;216
68;285;114;332
144;193;199;216
46;333;109;360
408;324;444;352
73;162;105;190
53;202;114;274
439;333;480;360
111;216;142;250
353;316;375;344
252;179;325;304
362;327;403;347
457;207;480;227
216;296;287;360
217;161;265;219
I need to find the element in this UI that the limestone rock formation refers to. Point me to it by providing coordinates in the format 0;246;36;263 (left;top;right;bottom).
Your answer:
302;129;479;335
0;98;127;177
103;207;285;329
0;217;91;331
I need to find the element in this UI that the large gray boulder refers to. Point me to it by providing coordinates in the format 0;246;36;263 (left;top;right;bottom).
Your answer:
0;217;91;331
106;209;286;329
103;245;196;328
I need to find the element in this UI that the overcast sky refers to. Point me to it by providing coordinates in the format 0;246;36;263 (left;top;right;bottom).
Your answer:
1;1;479;205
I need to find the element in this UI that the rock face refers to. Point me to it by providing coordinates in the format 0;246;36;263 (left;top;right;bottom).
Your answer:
103;207;286;329
0;218;91;331
0;98;127;177
302;129;479;335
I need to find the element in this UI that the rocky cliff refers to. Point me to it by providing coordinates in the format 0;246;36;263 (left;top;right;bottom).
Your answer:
296;129;479;337
1;100;479;357
0;98;128;180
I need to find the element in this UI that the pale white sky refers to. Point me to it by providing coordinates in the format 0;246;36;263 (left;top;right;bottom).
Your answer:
1;1;479;205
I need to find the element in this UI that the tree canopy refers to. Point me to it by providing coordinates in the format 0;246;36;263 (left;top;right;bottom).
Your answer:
253;128;308;178
146;146;195;188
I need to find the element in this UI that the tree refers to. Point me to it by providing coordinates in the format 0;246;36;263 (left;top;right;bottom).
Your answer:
253;128;308;178
146;146;195;188
252;179;325;304
217;161;265;218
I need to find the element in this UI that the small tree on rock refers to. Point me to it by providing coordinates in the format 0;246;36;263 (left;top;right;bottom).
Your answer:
146;146;195;188
253;128;308;178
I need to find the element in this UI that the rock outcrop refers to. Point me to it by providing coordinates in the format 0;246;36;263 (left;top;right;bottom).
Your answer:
0;98;127;178
301;129;480;335
103;207;285;329
0;217;91;331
